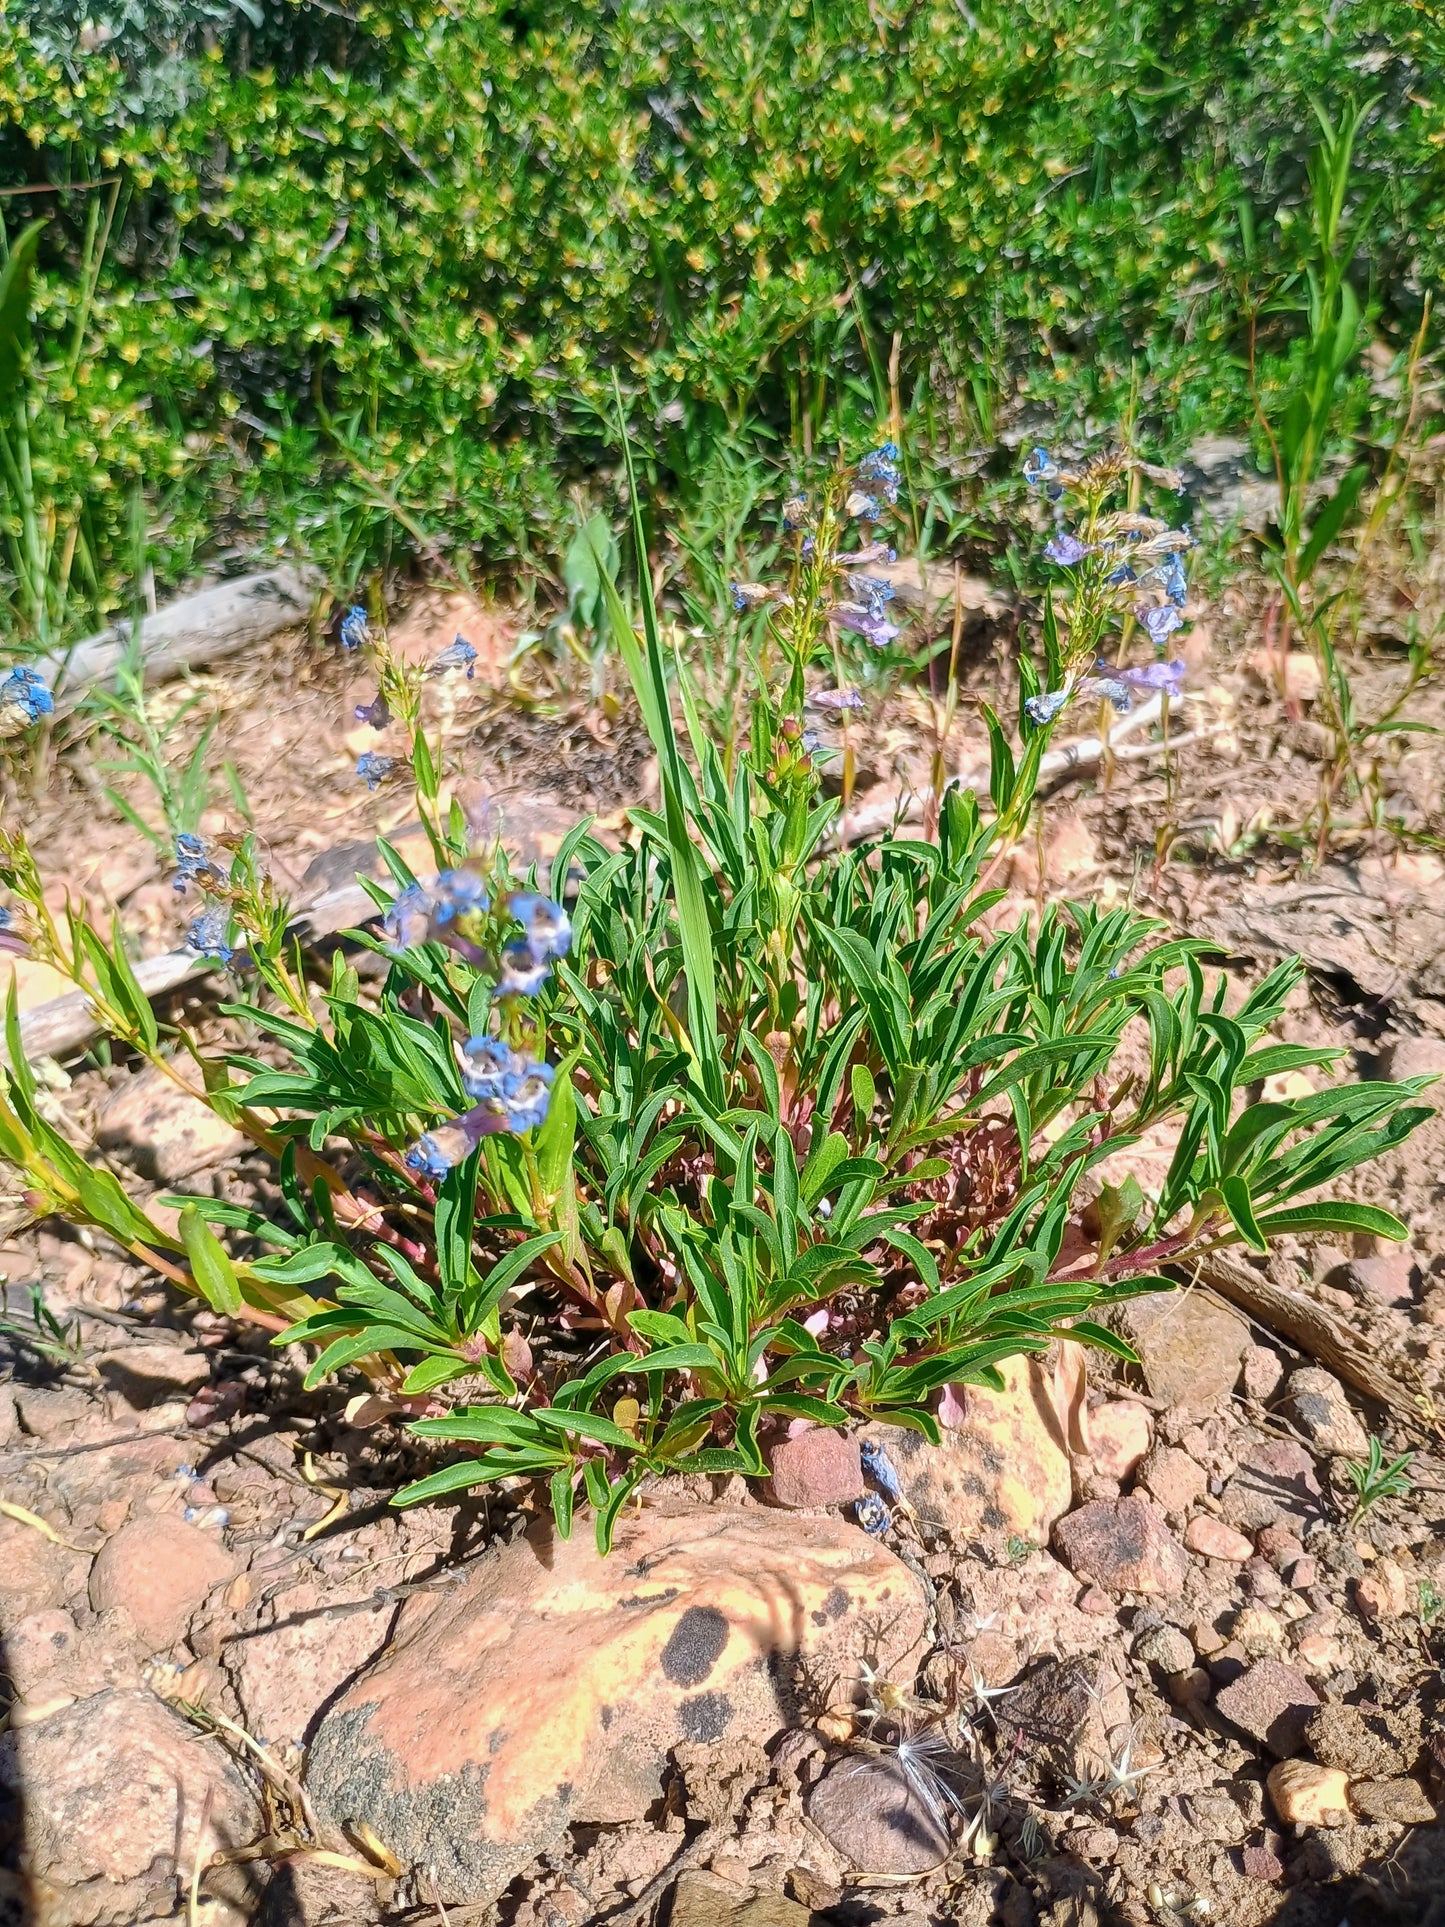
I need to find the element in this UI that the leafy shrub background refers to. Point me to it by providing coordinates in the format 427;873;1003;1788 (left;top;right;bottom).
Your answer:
2;0;1440;616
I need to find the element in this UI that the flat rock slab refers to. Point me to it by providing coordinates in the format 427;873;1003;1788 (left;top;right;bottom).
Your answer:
859;1355;1072;1550
1116;1290;1250;1415
1052;1494;1187;1596
1214;1657;1322;1759
307;1503;927;1903
808;1758;951;1874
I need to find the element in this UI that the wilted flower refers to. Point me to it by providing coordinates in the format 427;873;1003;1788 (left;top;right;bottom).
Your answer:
1118;658;1186;696
508;892;571;963
855;1491;891;1535
1136;604;1183;646
0;665;55;736
1023;446;1063;496
858;443;901;502
429;635;477;679
1081;672;1133;712
808;686;864;713
404;1117;482;1181
849;574;896;619
730;581;778;612
461;1035;518;1100
860;1437;904;1504
832;603;900;648
497;942;551;997
782;493;810;530
0;906;26;957
382;882;435;952
1160;553;1188;607
845;491;882;523
354;692;391;729
172;832;224;896
339;606;370;652
1024;687;1072;727
1044;533;1090;566
356;751;396;791
1105;563;1139;587
185;908;234;965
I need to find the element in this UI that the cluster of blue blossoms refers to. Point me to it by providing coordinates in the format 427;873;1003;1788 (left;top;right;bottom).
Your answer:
391;880;572;1177
1022;445;1192;728
0;665;55;738
341;611;478;791
171;834;236;963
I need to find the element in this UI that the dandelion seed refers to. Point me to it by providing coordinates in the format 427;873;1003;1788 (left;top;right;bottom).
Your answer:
1044;532;1089;566
1024;688;1071;727
855;1491;891;1535
185;909;234;965
429;635;477;679
356;751;396;791
339;605;370;651
508;892;572;963
354;692;391;729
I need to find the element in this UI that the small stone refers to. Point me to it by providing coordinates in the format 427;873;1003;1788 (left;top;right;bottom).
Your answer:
1140;1447;1207;1517
0;1518;81;1623
3;1609;81;1698
1219;1439;1324;1532
670;1870;814;1927
1073;1826;1118;1864
97;1067;245;1182
1167;1666;1212;1710
1242;1844;1284;1881
1078;1586;1116;1617
1241;1344;1286;1403
1355;1560;1411;1622
1339;1254;1415;1307
1188;1613;1227;1657
1086;1402;1152;1481
1256;1524;1305;1569
1053;1495;1188;1596
1305;1704;1403;1778
1388;1035;1445;1082
1116;1291;1250;1415
1283;1368;1369;1456
1348;1777;1438;1826
1240;1557;1285;1606
1134;1624;1194;1675
88;1516;235;1652
0;1689;256;1922
808;1759;950;1874
1215;1658;1322;1757
1231;1606;1285;1649
1185;1516;1253;1563
766;1428;864;1510
1294;1633;1347;1674
1267;1759;1351;1828
1288;1555;1319;1591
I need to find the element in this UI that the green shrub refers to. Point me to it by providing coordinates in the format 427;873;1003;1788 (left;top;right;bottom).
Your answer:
0;1;1438;614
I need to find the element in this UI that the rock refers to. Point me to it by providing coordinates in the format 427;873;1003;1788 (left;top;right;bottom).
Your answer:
1167;1666;1212;1710
3;1609;82;1698
1244;649;1322;704
1242;1843;1283;1880
1116;1289;1250;1415
1134;1624;1194;1675
807;1758;951;1875
1139;1447;1207;1517
670;1870;814;1927
97;1067;245;1182
307;1505;927;1903
1256;1524;1305;1570
88;1515;236;1651
1388;1034;1445;1082
1305;1703;1404;1778
228;1578;395;1748
0;1518;79;1623
860;1356;1071;1550
13;1384;94;1440
1241;1344;1286;1403
1294;1632;1347;1675
1052;1495;1187;1595
998;1656;1122;1781
1339;1253;1415;1307
1354;1559;1411;1622
766;1427;864;1510
0;1688;256;1925
1184;1516;1254;1563
1288;1555;1319;1591
1348;1777;1438;1826
1215;1659;1322;1758
1232;1606;1285;1650
1219;1439;1324;1532
1085;1402;1151;1481
1283;1367;1369;1456
1267;1759;1352;1828
94;1340;211;1409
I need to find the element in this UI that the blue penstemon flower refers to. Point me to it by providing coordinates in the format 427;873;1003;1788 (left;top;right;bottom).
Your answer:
428;635;478;679
185;908;234;965
339;606;370;652
356;751;396;791
0;665;55;735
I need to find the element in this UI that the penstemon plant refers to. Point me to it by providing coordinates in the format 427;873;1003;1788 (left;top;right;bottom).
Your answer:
0;431;1431;1550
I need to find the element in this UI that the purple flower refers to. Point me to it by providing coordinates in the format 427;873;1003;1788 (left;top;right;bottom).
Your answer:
428;635;477;679
404;1119;481;1181
1023;446;1063;498
849;573;896;619
339;606;370;652
855;1492;891;1535
832;602;900;648
501;1061;554;1132
1105;563;1139;587
461;1036;518;1100
185;909;234;965
1160;553;1188;607
808;687;864;713
1119;658;1186;696
497;943;551;997
1136;604;1183;646
356;751;396;791
354;692;391;729
381;882;435;952
0;906;26;957
430;869;491;927
1024;687;1071;727
1044;532;1090;566
508;892;572;963
1082;672;1133;713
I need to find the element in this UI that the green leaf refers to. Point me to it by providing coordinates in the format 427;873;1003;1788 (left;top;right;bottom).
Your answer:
179;1205;243;1316
1253;1201;1409;1242
550;1465;575;1539
1220;1174;1268;1251
0;220;44;414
